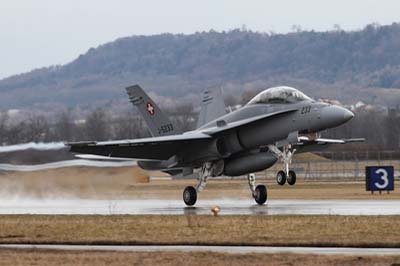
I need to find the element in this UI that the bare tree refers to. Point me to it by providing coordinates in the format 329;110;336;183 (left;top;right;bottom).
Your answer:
25;115;50;142
385;108;400;148
6;122;27;144
170;103;196;132
54;110;75;141
113;111;145;139
84;108;110;141
0;112;9;144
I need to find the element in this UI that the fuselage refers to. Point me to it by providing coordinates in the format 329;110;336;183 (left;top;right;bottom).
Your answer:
200;100;353;144
138;86;354;176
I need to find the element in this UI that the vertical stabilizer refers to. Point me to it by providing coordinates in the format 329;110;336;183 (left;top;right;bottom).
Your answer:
126;85;181;137
197;86;226;128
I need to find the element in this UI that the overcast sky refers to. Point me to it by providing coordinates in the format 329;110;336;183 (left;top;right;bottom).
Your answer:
1;0;399;79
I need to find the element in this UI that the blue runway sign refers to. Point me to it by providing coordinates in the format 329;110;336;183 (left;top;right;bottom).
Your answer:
366;166;394;191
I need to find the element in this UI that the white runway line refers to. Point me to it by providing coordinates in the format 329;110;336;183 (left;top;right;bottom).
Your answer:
0;199;400;215
1;244;399;255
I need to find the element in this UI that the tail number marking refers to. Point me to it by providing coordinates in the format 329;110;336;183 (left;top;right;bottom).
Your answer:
158;124;174;134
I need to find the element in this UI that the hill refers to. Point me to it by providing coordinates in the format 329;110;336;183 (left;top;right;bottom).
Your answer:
1;23;400;112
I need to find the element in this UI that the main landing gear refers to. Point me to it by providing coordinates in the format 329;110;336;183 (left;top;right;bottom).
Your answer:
183;161;223;206
183;162;268;206
247;173;267;205
183;186;197;206
268;144;297;186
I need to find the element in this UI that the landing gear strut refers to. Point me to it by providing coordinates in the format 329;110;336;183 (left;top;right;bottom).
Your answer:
269;144;297;186
247;173;267;205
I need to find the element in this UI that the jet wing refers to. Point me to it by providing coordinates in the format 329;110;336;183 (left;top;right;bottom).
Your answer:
202;108;298;135
66;132;212;160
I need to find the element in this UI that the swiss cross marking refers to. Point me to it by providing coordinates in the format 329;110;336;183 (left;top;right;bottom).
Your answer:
146;102;155;115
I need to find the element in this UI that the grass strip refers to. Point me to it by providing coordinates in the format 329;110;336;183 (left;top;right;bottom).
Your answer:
0;215;399;248
0;249;400;266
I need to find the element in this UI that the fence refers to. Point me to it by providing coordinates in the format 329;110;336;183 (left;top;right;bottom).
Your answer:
258;151;400;181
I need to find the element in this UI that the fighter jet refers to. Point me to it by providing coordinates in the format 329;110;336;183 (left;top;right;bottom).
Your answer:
67;85;363;206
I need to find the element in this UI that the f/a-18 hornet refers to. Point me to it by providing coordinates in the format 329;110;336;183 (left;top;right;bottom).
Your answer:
68;85;363;206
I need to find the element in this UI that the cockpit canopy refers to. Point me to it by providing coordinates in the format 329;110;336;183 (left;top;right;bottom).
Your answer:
247;86;312;105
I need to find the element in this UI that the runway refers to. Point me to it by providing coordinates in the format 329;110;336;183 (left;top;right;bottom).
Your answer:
1;244;400;255
0;199;400;215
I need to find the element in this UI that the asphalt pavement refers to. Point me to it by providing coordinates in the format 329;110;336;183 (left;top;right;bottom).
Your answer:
0;199;399;215
1;244;399;255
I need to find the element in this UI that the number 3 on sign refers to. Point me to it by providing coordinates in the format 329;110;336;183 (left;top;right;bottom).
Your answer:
374;168;389;189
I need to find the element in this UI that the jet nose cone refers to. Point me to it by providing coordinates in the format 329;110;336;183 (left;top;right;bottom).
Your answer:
320;105;354;129
343;108;354;122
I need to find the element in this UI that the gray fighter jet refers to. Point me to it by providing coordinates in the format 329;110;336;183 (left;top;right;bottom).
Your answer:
68;85;363;206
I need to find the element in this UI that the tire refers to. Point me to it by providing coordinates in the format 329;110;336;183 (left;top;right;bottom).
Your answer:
287;170;297;185
183;186;197;206
276;170;287;185
254;185;267;205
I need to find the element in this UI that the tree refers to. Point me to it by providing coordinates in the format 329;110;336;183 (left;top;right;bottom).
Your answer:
84;109;110;141
169;104;196;132
112;111;146;139
25;115;50;142
0;112;9;144
54;110;75;141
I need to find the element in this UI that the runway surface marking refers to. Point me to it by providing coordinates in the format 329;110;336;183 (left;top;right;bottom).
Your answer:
0;199;400;215
1;244;399;255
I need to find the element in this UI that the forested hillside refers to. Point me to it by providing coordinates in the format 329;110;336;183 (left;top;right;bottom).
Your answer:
1;23;400;111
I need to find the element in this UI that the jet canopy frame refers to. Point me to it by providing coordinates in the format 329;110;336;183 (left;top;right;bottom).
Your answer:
248;86;313;105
